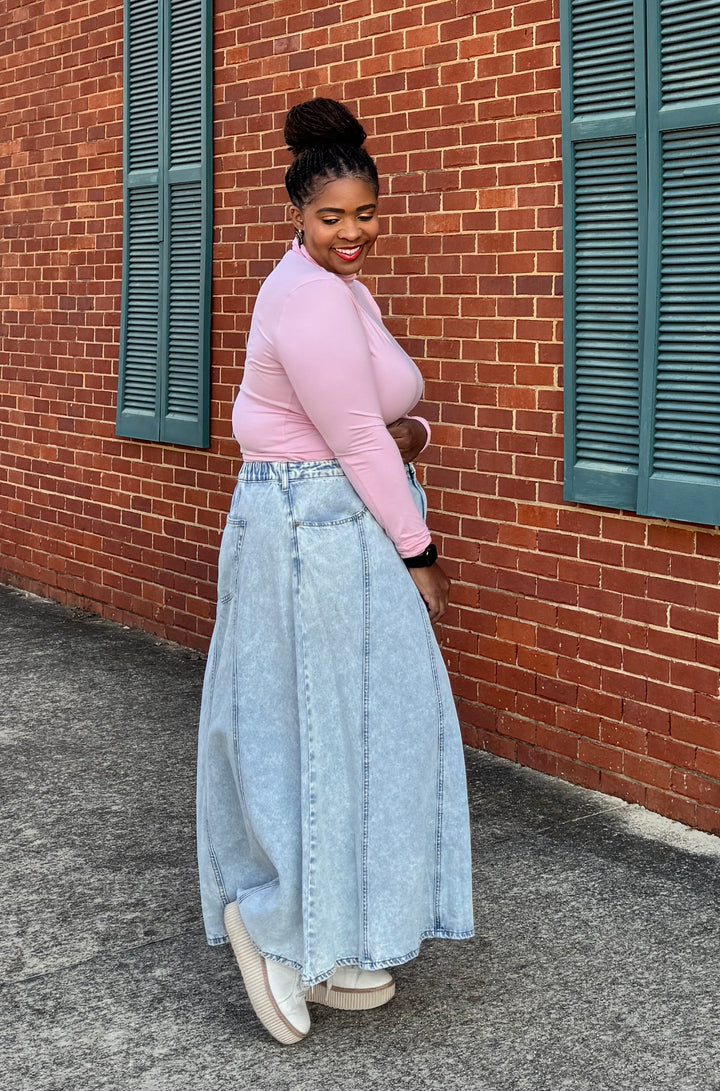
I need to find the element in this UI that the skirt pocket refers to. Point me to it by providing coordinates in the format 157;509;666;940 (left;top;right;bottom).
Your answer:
291;474;367;527
217;517;247;604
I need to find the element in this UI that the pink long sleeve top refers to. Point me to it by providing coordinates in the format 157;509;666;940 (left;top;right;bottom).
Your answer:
232;241;432;558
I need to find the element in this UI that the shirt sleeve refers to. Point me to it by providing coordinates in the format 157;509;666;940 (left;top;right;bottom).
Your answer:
274;276;431;557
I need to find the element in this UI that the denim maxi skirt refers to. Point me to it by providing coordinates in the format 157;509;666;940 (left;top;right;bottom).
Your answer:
196;459;474;987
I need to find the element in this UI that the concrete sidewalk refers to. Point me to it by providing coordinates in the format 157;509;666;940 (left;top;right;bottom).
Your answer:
1;581;719;1091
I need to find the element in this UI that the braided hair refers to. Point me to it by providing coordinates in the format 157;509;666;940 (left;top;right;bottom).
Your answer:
284;98;379;209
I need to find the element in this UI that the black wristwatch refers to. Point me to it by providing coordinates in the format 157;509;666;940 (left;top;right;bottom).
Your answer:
403;543;438;568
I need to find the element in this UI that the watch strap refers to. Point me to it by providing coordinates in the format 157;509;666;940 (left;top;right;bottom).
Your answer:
402;543;438;569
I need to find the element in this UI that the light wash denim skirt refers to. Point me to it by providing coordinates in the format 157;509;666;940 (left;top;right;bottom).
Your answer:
196;459;474;987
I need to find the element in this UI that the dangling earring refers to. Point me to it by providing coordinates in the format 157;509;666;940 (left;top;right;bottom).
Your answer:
294;226;304;246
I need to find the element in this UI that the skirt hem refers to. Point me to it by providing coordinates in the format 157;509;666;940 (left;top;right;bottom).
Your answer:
207;926;476;987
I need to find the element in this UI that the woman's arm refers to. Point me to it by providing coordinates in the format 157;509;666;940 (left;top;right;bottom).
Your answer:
275;277;431;558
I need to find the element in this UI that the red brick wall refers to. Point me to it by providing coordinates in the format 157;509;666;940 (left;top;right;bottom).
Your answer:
1;0;236;646
2;0;719;835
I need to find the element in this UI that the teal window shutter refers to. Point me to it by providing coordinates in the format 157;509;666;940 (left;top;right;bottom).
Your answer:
637;0;720;523
117;0;212;448
561;0;648;511
561;0;720;526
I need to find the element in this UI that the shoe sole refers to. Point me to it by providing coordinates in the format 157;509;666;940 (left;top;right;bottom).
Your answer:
306;978;396;1011
223;902;308;1045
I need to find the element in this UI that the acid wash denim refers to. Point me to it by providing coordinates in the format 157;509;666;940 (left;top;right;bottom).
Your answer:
196;460;474;988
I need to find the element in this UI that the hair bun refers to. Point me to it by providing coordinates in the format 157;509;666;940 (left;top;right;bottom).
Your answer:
284;98;367;156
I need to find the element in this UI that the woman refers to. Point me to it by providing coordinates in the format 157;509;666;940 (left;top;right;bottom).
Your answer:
196;98;473;1045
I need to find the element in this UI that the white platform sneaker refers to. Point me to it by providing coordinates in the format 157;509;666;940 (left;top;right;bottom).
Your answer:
306;965;395;1010
223;901;310;1044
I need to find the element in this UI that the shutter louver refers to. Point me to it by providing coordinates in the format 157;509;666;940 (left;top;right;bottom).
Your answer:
170;0;203;167
127;0;159;172
654;131;720;477
122;188;161;416
574;139;640;468
660;0;720;106
570;0;636;114
166;182;203;421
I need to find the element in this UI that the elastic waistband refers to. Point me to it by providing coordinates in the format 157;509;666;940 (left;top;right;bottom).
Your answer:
239;459;418;487
239;459;344;485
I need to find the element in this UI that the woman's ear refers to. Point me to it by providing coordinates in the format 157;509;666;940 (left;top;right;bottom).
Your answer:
288;205;304;233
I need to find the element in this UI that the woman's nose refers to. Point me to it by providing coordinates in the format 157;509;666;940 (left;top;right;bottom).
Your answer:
338;219;361;239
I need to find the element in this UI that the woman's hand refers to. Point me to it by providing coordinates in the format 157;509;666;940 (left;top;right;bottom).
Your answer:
387;417;428;463
409;563;451;622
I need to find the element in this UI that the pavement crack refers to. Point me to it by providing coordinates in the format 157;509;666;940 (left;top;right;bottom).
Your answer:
1;922;204;988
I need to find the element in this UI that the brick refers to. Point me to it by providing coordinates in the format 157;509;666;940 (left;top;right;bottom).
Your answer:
645;788;697;827
497;712;538;744
517;596;557;627
623;648;669;684
696;749;720;781
516;692;557;726
646;574;694;607
622;596;669;627
646;523;696;554
695;532;720;560
696;693;720;723
478;732;518;763
537;627;577;656
624;545;671;576
557;654;601;689
601;668;647;702
516;743;562;779
623;753;672;790
600;516;647;545
536;675;577;706
671;771;720;809
536;724;579;759
578;739;624;774
599;616;648;649
647;627;695;662
556;607;601;638
557;706;600;740
598;772;647;807
577;586;622;617
670;715;720;751
496;617;536;646
577;685;622;720
497;662;537;695
646;681;695;716
623;700;669;736
696;638;720;670
695;805;720;836
601;721;647;754
650;733;693;768
669;606;719;640
670;660;719;696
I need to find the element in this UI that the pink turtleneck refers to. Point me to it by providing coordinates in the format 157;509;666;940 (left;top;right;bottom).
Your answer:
232;242;432;558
